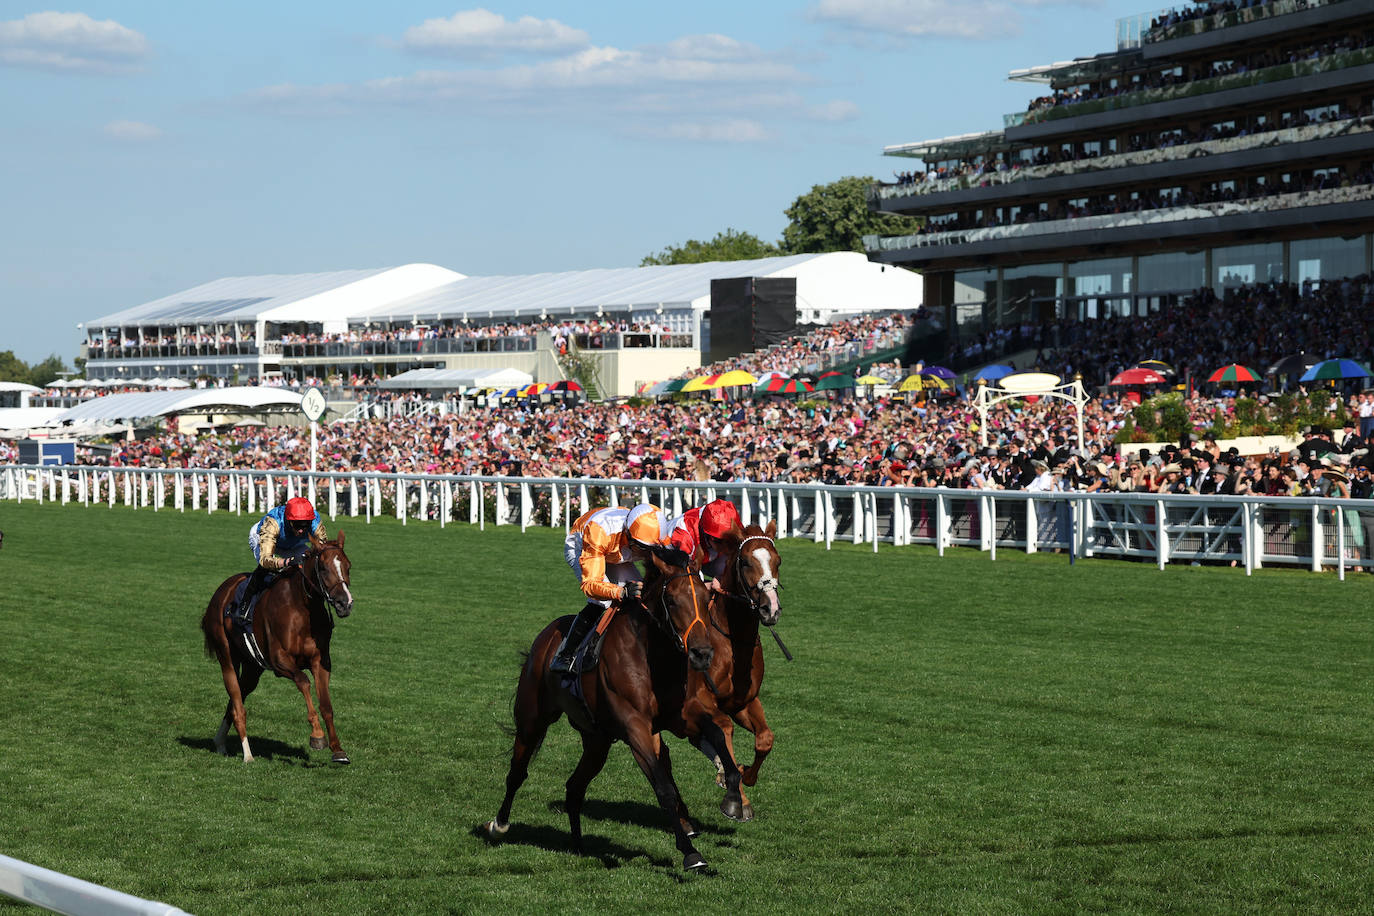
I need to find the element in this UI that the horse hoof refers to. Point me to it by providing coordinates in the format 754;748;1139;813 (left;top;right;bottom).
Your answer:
310;737;328;750
486;820;509;837
720;798;747;822
331;752;351;764
740;803;754;822
684;852;707;871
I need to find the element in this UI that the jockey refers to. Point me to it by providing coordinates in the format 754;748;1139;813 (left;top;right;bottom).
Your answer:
550;502;671;674
240;496;326;610
668;498;742;594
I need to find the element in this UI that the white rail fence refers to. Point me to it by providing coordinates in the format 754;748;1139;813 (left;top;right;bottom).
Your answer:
3;464;1370;577
0;853;191;916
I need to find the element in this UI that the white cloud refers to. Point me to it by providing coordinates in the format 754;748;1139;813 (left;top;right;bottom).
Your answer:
0;11;148;73
249;24;823;143
402;9;589;57
809;0;1096;41
807;100;860;122
651;120;772;143
103;120;161;141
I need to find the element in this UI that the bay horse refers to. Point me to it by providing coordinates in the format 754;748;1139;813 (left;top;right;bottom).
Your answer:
486;545;746;871
199;532;354;764
686;519;783;820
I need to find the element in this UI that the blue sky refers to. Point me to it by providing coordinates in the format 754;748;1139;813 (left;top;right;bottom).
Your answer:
1;0;1154;364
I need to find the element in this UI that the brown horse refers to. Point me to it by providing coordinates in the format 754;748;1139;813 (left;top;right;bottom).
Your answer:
686;520;783;819
486;545;746;871
200;532;354;764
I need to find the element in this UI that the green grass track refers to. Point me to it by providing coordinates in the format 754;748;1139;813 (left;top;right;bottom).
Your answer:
0;500;1371;914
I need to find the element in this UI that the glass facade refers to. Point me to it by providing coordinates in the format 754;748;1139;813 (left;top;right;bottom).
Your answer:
1137;250;1205;292
1292;235;1367;285
1213;242;1284;287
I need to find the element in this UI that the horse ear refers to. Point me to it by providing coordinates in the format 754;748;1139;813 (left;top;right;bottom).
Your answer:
336;530;345;548
764;519;777;540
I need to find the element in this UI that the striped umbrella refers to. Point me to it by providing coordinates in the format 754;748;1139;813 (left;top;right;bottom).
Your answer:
518;383;549;397
548;380;582;392
1207;364;1261;383
756;377;814;395
680;370;758;392
1300;359;1373;382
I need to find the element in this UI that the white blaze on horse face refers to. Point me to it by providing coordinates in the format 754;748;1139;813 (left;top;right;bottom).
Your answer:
331;554;352;606
749;546;780;613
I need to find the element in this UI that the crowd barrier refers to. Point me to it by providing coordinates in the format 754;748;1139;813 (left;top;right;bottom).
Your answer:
3;464;1370;577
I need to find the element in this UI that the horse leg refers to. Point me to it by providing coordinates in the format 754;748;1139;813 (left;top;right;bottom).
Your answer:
308;661;348;764
488;660;560;837
624;720;706;871
565;733;611;853
694;715;749;823
657;737;700;839
214;645;255;763
733;697;774;789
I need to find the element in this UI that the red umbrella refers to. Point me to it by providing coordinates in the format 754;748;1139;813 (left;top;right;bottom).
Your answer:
1109;367;1167;386
548;380;582;392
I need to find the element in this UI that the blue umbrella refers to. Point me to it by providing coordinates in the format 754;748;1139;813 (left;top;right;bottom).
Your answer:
921;366;956;380
975;364;1015;381
1299;359;1373;382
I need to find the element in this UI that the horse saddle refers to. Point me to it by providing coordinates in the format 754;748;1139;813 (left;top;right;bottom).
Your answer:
228;576;272;669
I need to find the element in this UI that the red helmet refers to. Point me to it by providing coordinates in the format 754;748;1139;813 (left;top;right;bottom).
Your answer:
699;499;741;540
284;497;315;522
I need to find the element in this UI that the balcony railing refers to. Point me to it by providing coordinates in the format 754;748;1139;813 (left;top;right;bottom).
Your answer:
280;336;539;359
1005;44;1374;128
83;343;259;359
572;332;695;350
866;181;1374;253
1141;0;1346;46
871;115;1374;203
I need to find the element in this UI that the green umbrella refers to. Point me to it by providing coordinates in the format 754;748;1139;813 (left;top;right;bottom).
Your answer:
813;373;855;391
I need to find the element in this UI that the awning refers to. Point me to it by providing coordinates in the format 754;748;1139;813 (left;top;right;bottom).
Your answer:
50;386;306;424
377;367;534;390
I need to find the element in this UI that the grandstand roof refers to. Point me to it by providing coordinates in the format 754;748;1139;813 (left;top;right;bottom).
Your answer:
377;367;533;390
86;252;922;326
86;264;465;327
50;386;305;424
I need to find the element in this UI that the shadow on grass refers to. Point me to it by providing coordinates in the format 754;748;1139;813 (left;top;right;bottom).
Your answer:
177;735;323;766
551;798;737;838
470;821;679;872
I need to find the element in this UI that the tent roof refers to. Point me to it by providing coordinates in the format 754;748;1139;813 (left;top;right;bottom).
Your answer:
377;367;533;390
50;386;305;424
364;253;844;319
86;263;464;326
0;381;44;393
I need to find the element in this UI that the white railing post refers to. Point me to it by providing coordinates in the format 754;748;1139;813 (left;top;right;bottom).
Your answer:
1156;499;1167;569
1025;499;1037;554
935;492;947;557
1310;503;1322;572
520;481;532;531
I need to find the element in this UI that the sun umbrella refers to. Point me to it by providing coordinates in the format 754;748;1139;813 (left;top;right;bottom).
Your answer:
518;383;548;397
756;377;814;395
1300;359;1373;382
681;370;758;392
1207;364;1261;383
1267;353;1319;378
813;373;855;391
921;366;956;380
1109;367;1167;386
975;364;1015;381
854;375;888;386
1135;359;1176;376
899;374;948;391
754;371;791;387
548;379;582;392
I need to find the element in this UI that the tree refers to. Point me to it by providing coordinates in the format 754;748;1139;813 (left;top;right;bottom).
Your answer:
29;355;70;388
0;350;31;384
780;176;923;254
640;228;781;266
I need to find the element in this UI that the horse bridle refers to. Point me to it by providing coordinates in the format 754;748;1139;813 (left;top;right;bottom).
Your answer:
302;547;348;617
645;569;708;656
725;534;781;617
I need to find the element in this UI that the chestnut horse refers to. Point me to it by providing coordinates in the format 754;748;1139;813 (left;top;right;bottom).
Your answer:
200;532;354;764
486;546;746;871
687;519;783;819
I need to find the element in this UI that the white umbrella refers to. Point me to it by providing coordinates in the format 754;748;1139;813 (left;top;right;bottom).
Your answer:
162;377;191;389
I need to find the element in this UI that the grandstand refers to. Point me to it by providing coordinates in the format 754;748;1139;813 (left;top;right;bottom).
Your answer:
81;253;922;398
867;0;1374;352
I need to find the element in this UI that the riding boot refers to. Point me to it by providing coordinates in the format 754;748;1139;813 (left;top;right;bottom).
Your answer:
235;566;270;623
550;602;603;674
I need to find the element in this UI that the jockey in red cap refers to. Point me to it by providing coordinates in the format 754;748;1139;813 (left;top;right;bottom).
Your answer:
668;498;741;594
550;503;670;675
239;496;327;611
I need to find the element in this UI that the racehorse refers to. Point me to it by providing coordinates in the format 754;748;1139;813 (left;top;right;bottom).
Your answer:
687;519;783;819
486;545;745;871
199;532;354;764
